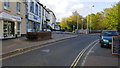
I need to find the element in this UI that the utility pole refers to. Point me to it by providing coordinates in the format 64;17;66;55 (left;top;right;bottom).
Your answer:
81;18;84;30
77;15;79;30
90;5;94;33
86;16;89;34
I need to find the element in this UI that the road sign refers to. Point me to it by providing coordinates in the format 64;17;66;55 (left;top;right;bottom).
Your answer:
112;36;120;55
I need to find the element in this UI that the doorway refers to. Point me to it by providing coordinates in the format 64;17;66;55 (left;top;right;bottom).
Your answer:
3;21;14;37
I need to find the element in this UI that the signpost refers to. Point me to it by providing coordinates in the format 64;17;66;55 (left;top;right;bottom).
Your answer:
112;36;120;55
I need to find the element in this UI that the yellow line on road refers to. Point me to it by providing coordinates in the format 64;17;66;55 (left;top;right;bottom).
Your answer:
70;39;99;68
0;42;55;61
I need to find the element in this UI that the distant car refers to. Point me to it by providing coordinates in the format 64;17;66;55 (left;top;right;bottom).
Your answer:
46;29;51;32
100;30;119;48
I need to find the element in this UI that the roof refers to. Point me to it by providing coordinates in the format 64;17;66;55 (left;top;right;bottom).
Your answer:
46;8;56;19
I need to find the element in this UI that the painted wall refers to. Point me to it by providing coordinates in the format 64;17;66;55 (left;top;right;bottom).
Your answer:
1;1;26;35
0;20;3;38
27;0;42;31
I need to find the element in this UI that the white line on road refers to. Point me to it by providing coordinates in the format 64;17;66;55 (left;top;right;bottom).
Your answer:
70;39;99;68
81;42;98;66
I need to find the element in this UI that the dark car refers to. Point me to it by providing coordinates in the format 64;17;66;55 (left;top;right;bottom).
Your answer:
100;30;119;48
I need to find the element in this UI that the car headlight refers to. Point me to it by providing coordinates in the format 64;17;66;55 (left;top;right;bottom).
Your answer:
103;39;109;42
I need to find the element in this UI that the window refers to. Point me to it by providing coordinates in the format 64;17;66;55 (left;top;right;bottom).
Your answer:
35;4;38;15
42;7;44;16
4;0;10;9
39;6;41;17
16;2;20;13
17;22;20;34
28;21;32;29
17;22;20;30
30;1;34;13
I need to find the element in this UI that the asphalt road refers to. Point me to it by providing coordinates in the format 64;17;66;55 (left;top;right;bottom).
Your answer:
78;41;119;67
3;34;99;66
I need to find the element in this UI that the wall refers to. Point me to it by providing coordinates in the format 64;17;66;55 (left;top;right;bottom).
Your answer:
0;20;3;37
0;1;3;11
1;1;26;35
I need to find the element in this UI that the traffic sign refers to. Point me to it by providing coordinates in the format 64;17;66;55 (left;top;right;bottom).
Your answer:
112;36;120;55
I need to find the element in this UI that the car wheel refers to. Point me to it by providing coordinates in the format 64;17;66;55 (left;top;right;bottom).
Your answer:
101;44;104;48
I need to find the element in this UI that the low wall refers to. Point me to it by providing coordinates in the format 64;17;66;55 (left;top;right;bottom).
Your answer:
26;31;52;41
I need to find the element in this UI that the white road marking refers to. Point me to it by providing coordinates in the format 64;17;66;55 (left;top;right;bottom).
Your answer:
81;42;98;66
70;39;99;68
41;49;50;53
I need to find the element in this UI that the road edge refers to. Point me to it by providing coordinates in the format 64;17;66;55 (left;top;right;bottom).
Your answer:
1;35;79;60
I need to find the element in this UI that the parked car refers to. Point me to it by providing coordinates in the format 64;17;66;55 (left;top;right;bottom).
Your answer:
100;30;119;48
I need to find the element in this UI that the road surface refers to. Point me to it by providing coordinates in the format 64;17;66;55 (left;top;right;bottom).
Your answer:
3;34;118;67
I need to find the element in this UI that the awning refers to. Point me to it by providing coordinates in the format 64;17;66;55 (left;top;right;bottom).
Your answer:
0;11;21;22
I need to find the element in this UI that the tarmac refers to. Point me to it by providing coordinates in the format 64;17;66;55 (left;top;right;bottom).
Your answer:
1;32;78;57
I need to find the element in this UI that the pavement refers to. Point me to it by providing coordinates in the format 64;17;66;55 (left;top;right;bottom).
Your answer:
1;32;78;56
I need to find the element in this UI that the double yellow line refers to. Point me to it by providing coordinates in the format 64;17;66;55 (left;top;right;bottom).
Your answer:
0;42;58;61
70;39;99;68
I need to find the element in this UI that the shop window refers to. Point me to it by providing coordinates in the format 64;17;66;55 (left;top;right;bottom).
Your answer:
28;21;32;29
3;21;8;37
17;22;20;34
3;21;14;37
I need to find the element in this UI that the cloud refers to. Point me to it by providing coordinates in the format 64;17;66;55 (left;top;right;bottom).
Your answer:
39;0;119;21
71;4;84;10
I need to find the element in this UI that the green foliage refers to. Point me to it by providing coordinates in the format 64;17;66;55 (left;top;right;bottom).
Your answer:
104;5;118;30
60;11;85;32
60;2;120;32
86;2;120;31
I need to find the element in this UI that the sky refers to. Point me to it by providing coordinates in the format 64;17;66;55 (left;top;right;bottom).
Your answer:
39;0;119;22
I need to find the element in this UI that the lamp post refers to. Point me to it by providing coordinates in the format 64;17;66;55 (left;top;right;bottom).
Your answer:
74;11;79;34
77;13;79;30
81;18;84;30
90;5;94;33
86;16;89;34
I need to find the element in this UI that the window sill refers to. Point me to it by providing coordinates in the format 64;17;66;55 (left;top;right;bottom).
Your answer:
4;7;11;12
16;12;21;15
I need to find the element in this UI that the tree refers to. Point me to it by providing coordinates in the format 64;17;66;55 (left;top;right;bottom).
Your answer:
60;17;68;29
60;11;84;32
86;2;120;31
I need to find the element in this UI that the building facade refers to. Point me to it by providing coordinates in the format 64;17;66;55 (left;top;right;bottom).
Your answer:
26;0;42;32
0;0;56;39
42;6;50;31
0;0;26;39
47;8;56;30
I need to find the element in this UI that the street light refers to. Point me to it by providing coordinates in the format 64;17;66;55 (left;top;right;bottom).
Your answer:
74;11;79;34
81;18;84;30
90;5;94;33
86;16;89;34
77;12;79;30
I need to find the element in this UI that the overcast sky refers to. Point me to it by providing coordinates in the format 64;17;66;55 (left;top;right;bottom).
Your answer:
39;0;119;22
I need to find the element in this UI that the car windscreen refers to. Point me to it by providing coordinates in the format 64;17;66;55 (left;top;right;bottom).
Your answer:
102;31;118;36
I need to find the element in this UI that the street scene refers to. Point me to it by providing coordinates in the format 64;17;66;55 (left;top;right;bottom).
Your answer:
0;0;120;68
